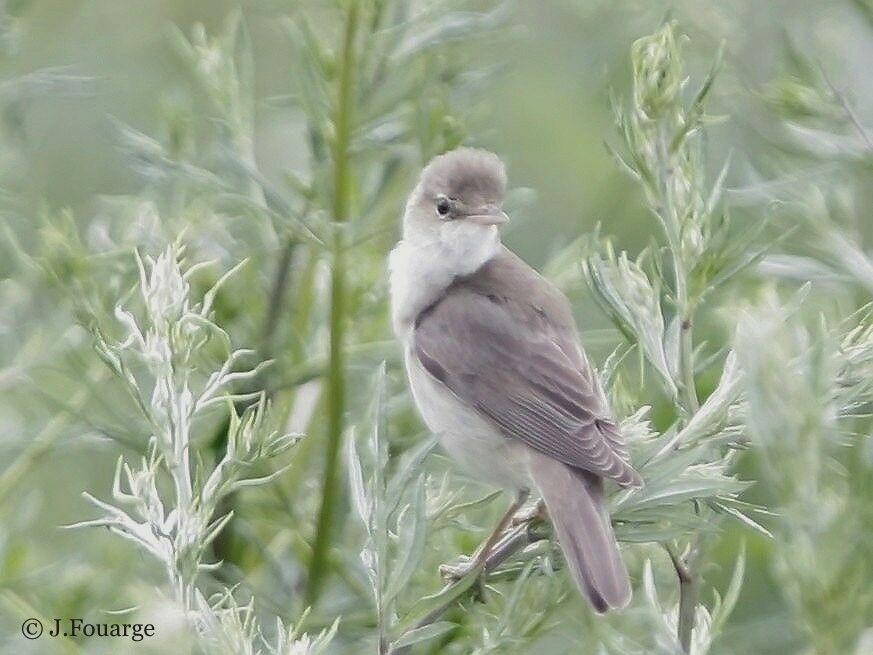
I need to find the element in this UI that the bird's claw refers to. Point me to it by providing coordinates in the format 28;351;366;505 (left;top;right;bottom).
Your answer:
510;499;548;526
439;556;489;601
439;555;477;581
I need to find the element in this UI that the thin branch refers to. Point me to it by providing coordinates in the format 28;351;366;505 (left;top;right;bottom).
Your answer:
307;2;359;606
667;542;703;654
666;544;691;584
390;521;542;655
261;235;298;358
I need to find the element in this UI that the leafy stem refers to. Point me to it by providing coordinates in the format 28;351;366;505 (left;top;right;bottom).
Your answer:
390;520;543;655
593;23;750;654
308;1;359;606
668;540;704;653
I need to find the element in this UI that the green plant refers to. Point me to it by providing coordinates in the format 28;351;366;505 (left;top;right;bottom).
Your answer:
5;2;873;654
735;290;873;655
581;21;767;653
69;243;335;653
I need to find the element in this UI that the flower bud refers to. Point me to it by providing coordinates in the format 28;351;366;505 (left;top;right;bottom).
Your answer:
632;22;683;120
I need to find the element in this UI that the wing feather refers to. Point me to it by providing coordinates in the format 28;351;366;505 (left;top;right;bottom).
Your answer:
413;280;641;488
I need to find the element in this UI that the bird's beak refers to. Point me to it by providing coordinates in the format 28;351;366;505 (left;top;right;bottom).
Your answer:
465;208;509;226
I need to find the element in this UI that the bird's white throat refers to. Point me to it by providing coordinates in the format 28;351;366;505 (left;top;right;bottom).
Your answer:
389;220;500;338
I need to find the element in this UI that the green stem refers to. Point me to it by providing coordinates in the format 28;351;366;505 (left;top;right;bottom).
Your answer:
307;2;358;606
670;541;703;654
674;258;698;415
656;120;701;652
674;290;700;654
679;310;699;414
262;235;298;358
656;123;699;415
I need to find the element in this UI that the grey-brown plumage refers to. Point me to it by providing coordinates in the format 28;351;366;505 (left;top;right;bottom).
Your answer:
390;148;641;612
412;247;640;610
414;248;641;489
414;148;506;209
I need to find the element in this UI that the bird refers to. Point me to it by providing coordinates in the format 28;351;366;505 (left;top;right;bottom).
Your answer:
389;147;642;613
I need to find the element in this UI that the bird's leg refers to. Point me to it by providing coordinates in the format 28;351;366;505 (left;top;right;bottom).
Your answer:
440;489;529;582
474;489;530;569
510;497;548;526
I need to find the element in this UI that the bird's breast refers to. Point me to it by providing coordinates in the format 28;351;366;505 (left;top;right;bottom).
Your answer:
403;344;530;490
388;228;499;338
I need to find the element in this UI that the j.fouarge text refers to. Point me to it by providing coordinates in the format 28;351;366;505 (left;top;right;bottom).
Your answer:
49;618;155;641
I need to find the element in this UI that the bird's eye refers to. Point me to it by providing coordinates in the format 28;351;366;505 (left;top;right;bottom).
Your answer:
436;197;451;217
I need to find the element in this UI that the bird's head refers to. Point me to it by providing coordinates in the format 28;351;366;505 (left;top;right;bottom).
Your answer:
403;148;508;245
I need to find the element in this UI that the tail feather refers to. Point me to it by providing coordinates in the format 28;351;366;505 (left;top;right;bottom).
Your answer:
526;448;631;612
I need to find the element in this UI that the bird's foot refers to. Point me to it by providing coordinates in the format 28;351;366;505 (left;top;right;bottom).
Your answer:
438;491;531;601
439;554;489;601
439;555;479;581
511;499;548;526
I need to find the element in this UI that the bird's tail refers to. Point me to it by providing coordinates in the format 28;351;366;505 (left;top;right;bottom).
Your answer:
526;449;631;613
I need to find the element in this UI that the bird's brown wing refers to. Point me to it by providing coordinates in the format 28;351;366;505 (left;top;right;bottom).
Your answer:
413;254;641;487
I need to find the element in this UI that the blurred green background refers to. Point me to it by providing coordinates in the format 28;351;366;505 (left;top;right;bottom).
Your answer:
3;1;873;653
13;0;873;260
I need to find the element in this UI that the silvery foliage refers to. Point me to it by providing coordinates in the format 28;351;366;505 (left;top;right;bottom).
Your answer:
752;39;873;298
197;597;338;655
347;365;567;654
735;288;873;654
346;364;438;654
567;22;762;652
740;33;873;651
69;243;329;654
597;554;744;655
756;187;873;297
608;354;760;543
585;243;676;398
463;558;566;655
345;22;760;655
